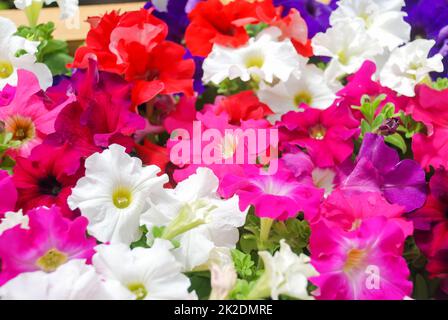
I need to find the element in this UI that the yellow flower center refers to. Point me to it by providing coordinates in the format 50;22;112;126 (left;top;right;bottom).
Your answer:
343;248;367;273
0;60;13;79
294;91;313;107
4;115;36;143
309;124;326;140
127;283;148;300
337;51;349;65
112;187;132;209
36;248;68;272
245;54;264;69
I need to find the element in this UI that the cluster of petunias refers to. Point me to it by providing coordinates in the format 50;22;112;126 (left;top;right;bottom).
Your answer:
0;0;448;301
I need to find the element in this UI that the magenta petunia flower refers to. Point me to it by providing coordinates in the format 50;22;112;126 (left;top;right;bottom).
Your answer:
45;60;145;160
0;70;72;158
342;133;427;212
276;105;359;167
320;189;414;237
0;205;96;286
310;217;413;300
0;170;17;217
220;161;323;220
411;167;448;295
412;125;448;171
13;143;83;219
337;60;410;119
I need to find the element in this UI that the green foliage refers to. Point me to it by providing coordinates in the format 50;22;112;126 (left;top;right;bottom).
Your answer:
238;209;311;255
231;249;257;281
245;23;269;38
353;94;425;154
130;226;149;249
214;77;259;96
187;271;212;300
0;129;20;173
432;77;448;91
228;279;257;300
16;22;73;76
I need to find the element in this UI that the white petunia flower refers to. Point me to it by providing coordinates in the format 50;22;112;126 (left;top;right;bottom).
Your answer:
249;240;318;300
0;210;29;236
0;260;132;300
257;63;337;122
0;17;52;90
312;21;383;86
140;167;247;271
203;27;303;85
379;39;444;97
93;240;195;300
14;0;79;20
330;0;410;50
67;144;168;245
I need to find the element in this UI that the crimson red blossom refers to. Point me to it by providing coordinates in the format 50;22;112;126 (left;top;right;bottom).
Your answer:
72;9;195;106
276;105;360;167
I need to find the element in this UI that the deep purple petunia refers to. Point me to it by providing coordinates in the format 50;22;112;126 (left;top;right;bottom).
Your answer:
274;0;337;37
145;0;202;43
341;133;427;212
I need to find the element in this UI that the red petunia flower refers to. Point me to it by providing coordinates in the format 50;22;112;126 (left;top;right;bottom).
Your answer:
13;144;83;219
72;9;195;106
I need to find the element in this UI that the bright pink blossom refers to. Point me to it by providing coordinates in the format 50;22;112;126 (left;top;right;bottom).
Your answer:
13;144;83;219
220;161;323;220
406;84;448;135
0;170;17;217
412;125;448;171
276;105;359;167
310;217;413;300
337;61;409;119
0;206;96;285
0;70;72;158
319;190;413;237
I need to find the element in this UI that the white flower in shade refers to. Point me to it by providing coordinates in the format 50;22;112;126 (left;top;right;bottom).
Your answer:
257;63;337;121
248;240;318;300
330;0;410;50
208;248;237;300
312;21;383;86
0;17;52;90
379;39;444;96
0;260;132;300
0;210;29;236
14;0;79;20
203;27;303;85
67;144;168;245
140;167;247;271
93;240;195;300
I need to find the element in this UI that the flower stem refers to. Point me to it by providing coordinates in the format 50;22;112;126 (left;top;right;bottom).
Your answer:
259;218;273;250
25;1;43;27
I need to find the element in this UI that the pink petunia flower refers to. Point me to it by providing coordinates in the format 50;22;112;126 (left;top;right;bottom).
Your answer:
276;105;359;167
310;217;413;300
0;205;96;285
336;60;409;120
319;190;414;237
13;143;83;219
220;161;323;220
0;70;72;158
412;125;448;171
0;170;17;217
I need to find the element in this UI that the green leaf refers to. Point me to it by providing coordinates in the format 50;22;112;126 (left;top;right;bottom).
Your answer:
384;133;407;154
432;78;448;91
228;279;257;300
413;274;429;300
245;23;269;38
231;249;256;281
186;271;211;300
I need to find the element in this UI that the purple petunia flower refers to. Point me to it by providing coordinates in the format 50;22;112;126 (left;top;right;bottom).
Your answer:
145;0;202;43
274;0;338;37
341;133;427;212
